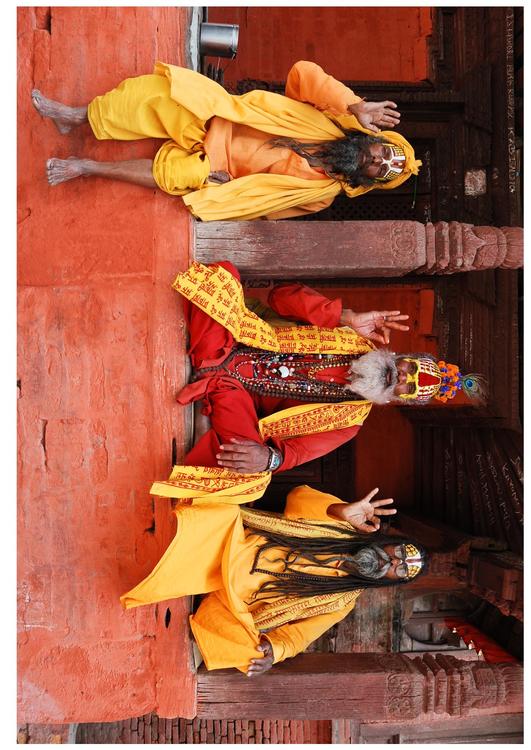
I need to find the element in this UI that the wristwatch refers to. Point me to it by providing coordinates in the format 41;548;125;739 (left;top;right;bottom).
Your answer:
266;446;283;472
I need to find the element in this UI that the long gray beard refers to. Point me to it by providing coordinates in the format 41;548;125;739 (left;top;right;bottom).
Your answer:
350;545;391;579
347;349;399;404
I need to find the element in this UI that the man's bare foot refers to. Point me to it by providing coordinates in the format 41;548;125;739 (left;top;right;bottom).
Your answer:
31;89;88;134
46;157;88;185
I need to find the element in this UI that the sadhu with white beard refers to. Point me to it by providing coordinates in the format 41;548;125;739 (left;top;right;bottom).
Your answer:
121;480;427;674
174;261;486;474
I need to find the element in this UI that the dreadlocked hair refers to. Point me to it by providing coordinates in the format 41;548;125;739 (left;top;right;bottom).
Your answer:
268;130;384;188
248;525;421;601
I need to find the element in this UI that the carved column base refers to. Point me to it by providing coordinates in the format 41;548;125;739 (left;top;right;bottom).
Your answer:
415;222;522;274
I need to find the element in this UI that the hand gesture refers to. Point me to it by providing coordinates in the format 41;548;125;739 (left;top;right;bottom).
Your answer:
348;100;401;133
247;637;274;677
329;487;397;533
216;438;270;473
340;308;409;345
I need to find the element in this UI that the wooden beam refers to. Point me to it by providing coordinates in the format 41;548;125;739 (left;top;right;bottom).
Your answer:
196;652;522;720
194;220;426;278
194;220;522;278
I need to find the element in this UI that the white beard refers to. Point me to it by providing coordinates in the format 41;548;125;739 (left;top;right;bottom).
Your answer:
350;545;391;579
347;349;400;404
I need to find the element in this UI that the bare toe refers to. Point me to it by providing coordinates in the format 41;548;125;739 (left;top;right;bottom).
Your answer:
46;157;86;186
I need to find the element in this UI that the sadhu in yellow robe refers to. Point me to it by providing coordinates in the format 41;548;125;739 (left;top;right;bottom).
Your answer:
87;60;421;220
121;476;363;673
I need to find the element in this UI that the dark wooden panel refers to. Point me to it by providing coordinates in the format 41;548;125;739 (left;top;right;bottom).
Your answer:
334;587;397;654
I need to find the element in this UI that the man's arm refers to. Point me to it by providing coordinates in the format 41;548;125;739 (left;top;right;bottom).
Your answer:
285;60;361;114
285;60;401;132
268;283;343;328
216;425;361;474
270;424;362;473
268;284;410;343
248;600;358;675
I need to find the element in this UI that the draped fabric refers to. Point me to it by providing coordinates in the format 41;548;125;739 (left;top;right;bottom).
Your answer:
155;61;421;220
121;479;362;671
173;261;374;356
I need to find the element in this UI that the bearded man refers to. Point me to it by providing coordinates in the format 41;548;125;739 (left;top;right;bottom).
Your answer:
32;60;421;221
121;479;427;675
175;261;484;475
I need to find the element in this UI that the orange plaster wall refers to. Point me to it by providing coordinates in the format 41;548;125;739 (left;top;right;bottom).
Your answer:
18;7;196;723
207;6;433;85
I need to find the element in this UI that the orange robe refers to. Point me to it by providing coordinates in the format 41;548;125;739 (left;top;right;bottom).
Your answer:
201;60;362;219
121;486;361;672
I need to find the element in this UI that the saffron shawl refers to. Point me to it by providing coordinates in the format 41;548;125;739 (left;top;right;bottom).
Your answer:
146;468;362;631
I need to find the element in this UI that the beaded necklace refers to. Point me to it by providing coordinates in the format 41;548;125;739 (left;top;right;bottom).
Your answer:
194;346;361;402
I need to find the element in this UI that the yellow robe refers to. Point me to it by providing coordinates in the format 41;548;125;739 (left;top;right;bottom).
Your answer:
121;485;362;672
88;60;421;221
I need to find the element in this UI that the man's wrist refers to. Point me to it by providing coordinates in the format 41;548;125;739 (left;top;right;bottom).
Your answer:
266;446;283;472
327;502;349;521
339;308;356;327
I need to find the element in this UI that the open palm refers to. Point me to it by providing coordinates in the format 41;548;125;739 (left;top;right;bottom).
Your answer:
348;100;401;133
340;308;409;345
337;488;397;533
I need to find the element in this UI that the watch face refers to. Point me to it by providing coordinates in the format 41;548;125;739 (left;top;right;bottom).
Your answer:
268;448;281;471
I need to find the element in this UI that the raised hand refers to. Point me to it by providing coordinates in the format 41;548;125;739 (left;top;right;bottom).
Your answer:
348;100;401;133
247;637;274;677
328;487;397;533
340;308;410;346
216;438;271;473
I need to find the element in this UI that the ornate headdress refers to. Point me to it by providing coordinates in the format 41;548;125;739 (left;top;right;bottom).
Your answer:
375;143;406;182
399;357;487;404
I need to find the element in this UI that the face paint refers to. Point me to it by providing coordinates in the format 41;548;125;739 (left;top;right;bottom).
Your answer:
398;357;442;402
403;543;424;579
375;144;406;182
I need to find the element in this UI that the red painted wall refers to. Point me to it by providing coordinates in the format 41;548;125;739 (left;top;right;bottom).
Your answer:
18;6;196;723
208;7;433;85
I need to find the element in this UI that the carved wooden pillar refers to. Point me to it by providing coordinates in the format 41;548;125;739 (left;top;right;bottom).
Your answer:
193;221;522;278
196;652;522;720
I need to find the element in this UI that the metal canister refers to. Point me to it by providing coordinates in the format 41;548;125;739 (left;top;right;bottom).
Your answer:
199;23;239;59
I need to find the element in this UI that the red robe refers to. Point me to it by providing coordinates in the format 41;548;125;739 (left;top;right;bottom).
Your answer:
180;262;361;472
